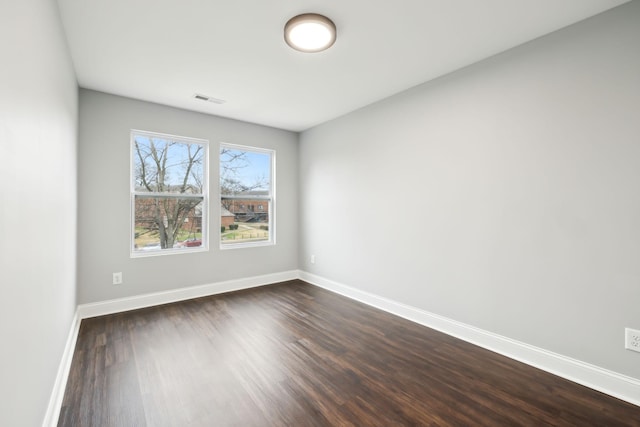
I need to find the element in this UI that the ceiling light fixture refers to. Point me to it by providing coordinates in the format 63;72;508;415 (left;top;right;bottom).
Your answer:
284;13;336;53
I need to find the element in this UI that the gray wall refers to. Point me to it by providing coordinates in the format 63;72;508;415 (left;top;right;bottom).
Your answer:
299;2;640;380
0;0;78;425
77;90;298;304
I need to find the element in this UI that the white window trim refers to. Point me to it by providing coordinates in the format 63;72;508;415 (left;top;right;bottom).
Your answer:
130;129;210;258
219;142;275;250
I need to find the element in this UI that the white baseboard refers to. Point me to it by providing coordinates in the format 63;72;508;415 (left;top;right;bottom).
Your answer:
42;311;81;427
298;270;640;407
77;270;299;319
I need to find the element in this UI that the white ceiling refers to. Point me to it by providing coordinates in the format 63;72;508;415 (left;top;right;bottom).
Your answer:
56;0;629;132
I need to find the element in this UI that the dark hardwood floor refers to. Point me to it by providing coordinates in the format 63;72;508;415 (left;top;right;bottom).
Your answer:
58;280;640;426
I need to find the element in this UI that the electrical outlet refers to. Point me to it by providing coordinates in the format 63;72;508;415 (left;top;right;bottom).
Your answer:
625;328;640;353
310;254;315;264
112;272;123;285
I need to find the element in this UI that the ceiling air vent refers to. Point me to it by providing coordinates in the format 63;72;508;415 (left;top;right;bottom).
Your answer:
193;93;226;104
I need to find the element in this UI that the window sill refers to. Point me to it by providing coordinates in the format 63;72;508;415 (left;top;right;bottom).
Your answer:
130;246;209;258
219;240;275;250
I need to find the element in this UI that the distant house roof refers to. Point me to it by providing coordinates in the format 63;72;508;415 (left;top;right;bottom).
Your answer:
221;206;234;217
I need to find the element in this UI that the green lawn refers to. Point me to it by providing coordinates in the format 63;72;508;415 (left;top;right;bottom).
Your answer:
134;227;201;247
135;223;266;247
221;224;268;242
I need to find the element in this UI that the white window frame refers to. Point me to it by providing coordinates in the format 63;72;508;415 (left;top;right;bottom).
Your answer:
219;143;275;249
130;130;209;257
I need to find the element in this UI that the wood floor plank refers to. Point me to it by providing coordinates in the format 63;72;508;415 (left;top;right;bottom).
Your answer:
58;280;640;426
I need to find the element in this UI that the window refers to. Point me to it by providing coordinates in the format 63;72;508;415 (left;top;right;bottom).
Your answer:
131;130;208;256
220;144;274;247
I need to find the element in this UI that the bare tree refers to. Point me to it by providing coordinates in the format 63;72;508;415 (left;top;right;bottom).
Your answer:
134;138;204;249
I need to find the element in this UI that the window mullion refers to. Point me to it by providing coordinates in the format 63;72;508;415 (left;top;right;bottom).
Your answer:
134;193;204;199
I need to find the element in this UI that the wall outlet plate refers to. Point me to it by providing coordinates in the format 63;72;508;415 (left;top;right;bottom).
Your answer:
625;328;640;353
112;272;123;285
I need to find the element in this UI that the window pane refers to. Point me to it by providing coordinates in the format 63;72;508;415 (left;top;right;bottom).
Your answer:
131;131;208;257
220;145;273;247
134;197;204;252
133;135;205;194
221;199;270;245
220;148;271;197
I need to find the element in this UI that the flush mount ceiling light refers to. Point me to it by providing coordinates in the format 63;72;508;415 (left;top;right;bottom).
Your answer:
284;13;336;53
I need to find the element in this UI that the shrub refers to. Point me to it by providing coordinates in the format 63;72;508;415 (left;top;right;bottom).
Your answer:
260;225;269;231
221;226;226;233
229;224;239;230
